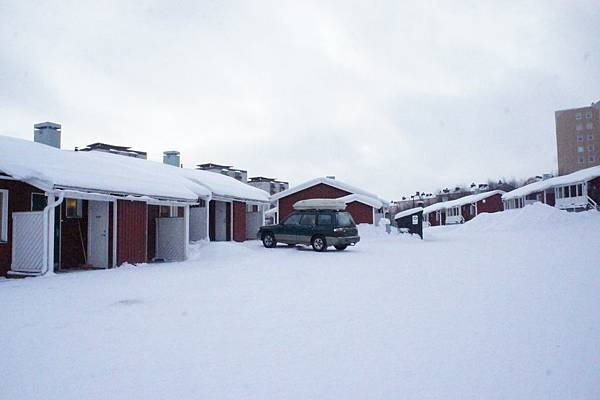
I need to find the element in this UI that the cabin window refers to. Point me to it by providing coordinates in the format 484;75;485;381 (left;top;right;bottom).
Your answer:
65;198;83;218
159;206;177;218
0;189;7;242
31;193;47;211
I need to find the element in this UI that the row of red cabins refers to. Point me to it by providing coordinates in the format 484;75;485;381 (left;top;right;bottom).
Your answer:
0;133;270;278
1;131;390;278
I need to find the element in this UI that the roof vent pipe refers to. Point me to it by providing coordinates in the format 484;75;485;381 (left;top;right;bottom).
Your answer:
163;151;181;167
326;175;336;180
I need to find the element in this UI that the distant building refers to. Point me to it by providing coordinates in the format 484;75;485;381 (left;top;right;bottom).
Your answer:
555;100;600;175
78;143;147;159
248;177;289;196
196;163;247;182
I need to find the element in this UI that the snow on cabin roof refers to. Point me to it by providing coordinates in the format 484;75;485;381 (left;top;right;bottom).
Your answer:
423;190;505;214
271;177;389;205
177;168;269;203
0;135;206;201
394;207;424;220
502;165;600;200
265;206;278;216
338;194;384;209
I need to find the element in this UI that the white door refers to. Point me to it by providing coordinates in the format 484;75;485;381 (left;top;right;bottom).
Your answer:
87;201;109;268
215;201;227;241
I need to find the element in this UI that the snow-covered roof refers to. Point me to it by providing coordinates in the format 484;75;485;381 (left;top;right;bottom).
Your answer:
271;177;389;206
423;190;505;214
0;135;207;201
338;194;384;209
502;166;600;200
0;135;269;203
265;207;278;216
394;207;423;220
293;199;347;211
178;168;269;203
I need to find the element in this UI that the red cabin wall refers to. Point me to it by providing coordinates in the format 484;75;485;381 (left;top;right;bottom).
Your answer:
209;200;216;241
461;204;475;222
476;193;504;214
0;179;43;277
345;201;374;224
233;201;246;242
545;191;556;207
278;183;352;222
117;200;147;265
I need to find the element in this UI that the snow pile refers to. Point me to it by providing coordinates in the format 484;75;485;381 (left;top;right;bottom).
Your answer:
459;202;600;233
357;223;420;241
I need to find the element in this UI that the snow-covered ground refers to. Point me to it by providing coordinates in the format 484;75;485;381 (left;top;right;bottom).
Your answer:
1;204;599;400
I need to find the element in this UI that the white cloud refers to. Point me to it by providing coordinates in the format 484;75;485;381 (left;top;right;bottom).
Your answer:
1;0;599;199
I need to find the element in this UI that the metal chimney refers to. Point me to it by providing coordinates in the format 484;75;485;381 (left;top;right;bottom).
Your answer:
163;151;181;167
34;122;61;149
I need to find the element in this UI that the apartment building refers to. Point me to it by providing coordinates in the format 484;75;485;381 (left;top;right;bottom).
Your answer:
555;100;600;175
196;163;248;182
247;177;289;196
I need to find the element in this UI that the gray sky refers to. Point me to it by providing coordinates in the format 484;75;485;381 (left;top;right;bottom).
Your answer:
1;0;599;200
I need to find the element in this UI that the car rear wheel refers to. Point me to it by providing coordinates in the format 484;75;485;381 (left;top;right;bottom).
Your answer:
311;235;327;252
334;244;347;251
262;232;277;248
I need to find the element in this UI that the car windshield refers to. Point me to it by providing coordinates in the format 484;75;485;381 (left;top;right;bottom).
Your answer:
336;212;355;227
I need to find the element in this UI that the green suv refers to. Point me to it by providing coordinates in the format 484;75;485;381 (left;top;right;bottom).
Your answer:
258;210;360;251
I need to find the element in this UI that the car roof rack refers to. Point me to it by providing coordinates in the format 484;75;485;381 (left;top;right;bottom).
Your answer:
293;199;347;211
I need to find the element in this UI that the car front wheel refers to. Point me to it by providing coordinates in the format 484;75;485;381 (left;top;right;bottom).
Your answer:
311;236;327;252
262;232;277;248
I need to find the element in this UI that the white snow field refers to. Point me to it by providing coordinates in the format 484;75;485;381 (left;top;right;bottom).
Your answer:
1;204;599;400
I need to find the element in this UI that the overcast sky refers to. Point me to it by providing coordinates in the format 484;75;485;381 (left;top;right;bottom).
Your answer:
1;1;599;199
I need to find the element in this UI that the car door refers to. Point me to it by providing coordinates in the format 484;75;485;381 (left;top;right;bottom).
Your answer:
316;212;334;239
297;212;316;245
278;212;302;244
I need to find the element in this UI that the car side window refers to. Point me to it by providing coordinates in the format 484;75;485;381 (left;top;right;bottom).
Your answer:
299;213;316;226
283;213;302;225
317;214;333;225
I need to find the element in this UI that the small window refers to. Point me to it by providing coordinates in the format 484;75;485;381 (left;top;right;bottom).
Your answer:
577;135;584;142
586;111;593;119
336;212;355;227
578;156;585;164
576;124;583;131
31;193;47;211
576;112;582;120
570;185;577;197
0;189;8;242
65;198;83;218
577;146;585;153
577;184;583;197
590;156;596;163
299;214;316;226
586;122;594;130
588;134;594;141
159;205;177;218
283;213;302;225
317;214;333;225
589;144;595;152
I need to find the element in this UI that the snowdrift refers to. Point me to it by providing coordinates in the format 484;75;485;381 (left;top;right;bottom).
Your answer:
459;202;600;233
